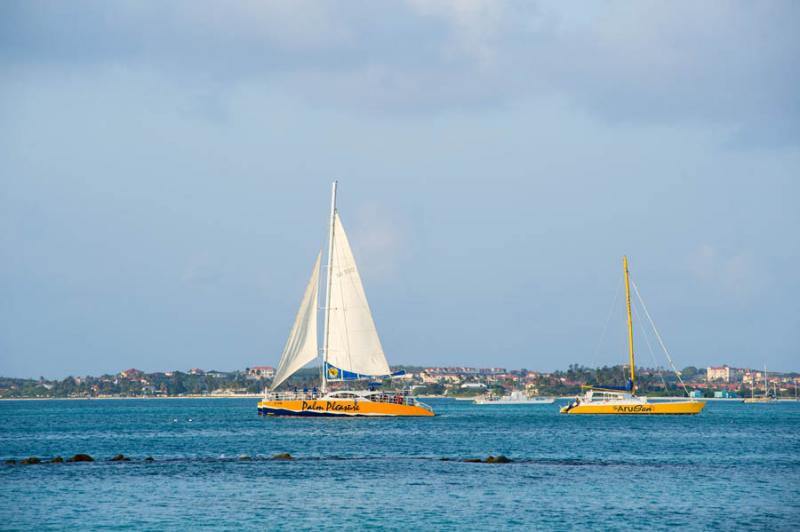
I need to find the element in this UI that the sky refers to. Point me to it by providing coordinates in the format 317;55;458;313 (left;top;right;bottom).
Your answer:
1;1;798;378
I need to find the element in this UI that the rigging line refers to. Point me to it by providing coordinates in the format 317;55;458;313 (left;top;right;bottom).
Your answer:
335;236;354;376
590;274;624;371
630;280;690;397
631;297;668;391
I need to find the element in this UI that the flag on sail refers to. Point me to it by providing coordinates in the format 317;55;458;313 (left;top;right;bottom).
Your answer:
323;362;405;382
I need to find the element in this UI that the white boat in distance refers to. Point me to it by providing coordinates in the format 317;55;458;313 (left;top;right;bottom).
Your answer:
474;390;555;405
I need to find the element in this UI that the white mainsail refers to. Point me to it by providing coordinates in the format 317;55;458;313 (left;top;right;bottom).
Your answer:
271;253;321;390
325;213;391;377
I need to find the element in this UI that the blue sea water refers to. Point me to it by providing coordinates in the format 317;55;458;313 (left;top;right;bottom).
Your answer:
1;398;798;530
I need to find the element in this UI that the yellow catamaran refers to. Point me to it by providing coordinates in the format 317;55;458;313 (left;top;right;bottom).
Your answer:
257;182;434;417
560;256;705;415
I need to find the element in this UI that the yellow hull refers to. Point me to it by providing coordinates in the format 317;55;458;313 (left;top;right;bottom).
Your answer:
561;400;705;415
257;399;434;417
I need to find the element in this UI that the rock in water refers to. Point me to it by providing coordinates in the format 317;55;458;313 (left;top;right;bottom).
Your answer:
67;454;94;462
110;454;130;462
4;459;17;465
50;456;65;463
463;455;512;463
144;457;154;462
239;455;252;461
272;453;293;461
21;457;42;465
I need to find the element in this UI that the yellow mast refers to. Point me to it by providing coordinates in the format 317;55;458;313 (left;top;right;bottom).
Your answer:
623;256;636;393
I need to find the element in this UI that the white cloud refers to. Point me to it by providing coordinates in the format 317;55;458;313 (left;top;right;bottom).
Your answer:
1;0;797;141
347;202;410;283
688;244;759;299
406;0;507;68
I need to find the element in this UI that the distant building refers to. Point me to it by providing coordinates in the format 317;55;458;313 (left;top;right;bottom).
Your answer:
420;372;439;384
479;368;507;375
688;390;704;398
706;365;740;383
119;368;143;379
188;368;205;375
247;366;275;379
423;367;507;376
524;383;540;394
426;367;477;375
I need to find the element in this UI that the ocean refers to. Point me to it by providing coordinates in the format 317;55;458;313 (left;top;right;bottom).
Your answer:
1;398;798;530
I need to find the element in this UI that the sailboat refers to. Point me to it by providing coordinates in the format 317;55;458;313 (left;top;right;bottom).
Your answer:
474;390;555;405
743;366;777;403
560;256;705;415
257;182;434;417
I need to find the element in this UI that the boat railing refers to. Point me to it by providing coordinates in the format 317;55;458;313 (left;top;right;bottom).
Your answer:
263;391;323;402
363;393;434;412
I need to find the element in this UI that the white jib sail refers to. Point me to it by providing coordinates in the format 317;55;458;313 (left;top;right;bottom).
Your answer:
271;252;321;390
325;213;391;376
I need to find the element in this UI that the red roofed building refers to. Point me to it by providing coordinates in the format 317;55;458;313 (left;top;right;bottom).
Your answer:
247;366;275;379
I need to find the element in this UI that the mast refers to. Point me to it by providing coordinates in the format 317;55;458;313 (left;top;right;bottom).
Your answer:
623;256;636;393
321;181;337;394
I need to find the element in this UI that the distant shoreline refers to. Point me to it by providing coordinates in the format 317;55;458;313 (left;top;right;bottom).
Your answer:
1;395;796;402
0;394;264;401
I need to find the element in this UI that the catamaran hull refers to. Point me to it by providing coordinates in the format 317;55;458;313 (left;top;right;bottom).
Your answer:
257;399;435;417
560;401;705;415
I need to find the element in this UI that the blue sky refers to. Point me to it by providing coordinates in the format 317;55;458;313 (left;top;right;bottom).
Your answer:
1;1;798;378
